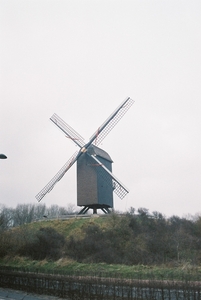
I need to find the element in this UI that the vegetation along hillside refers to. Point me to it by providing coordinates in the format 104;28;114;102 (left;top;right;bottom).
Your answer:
1;204;201;273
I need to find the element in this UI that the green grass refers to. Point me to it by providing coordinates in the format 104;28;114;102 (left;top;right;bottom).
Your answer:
1;256;201;281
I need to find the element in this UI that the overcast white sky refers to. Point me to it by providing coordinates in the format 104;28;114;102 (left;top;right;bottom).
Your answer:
0;0;201;217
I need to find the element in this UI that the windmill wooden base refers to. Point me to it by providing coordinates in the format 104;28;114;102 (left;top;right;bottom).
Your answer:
78;205;111;215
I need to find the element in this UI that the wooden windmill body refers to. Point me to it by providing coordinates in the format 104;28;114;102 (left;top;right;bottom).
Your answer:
77;145;113;214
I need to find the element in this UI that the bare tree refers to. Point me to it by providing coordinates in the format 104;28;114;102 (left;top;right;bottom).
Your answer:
0;205;14;230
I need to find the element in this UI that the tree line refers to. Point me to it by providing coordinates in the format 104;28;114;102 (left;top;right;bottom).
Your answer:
65;208;201;265
0;205;201;266
0;203;77;229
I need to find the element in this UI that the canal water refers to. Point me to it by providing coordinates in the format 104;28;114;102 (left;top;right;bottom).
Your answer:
0;287;64;300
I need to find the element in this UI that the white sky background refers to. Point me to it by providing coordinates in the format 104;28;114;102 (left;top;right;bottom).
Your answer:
0;0;201;217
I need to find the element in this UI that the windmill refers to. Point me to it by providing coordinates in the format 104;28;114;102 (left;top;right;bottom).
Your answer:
36;97;134;214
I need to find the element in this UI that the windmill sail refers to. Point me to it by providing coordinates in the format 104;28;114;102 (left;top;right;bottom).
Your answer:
36;151;79;202
50;114;85;148
89;97;134;146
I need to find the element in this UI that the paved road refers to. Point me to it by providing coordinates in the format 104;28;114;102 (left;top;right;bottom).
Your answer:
0;287;66;300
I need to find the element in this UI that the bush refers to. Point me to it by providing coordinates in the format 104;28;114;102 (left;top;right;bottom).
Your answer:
19;227;65;260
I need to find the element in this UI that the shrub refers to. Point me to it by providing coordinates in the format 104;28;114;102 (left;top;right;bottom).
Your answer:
19;227;65;260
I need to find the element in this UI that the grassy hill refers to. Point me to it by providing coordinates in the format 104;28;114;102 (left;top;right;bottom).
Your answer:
21;215;106;237
1;213;201;281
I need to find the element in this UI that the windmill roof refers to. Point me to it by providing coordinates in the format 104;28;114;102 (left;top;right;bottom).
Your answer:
88;145;113;162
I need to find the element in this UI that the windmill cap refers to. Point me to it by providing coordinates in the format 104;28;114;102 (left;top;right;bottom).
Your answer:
88;145;113;162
